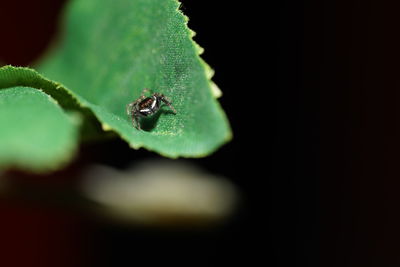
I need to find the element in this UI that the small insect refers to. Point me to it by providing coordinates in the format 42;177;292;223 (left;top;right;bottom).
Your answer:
126;88;177;130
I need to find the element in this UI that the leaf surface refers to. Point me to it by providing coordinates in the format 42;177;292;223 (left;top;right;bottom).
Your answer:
0;87;79;172
40;0;232;157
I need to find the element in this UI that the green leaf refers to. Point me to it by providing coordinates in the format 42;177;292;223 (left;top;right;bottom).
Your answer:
0;0;231;171
0;87;79;172
0;65;85;111
40;0;232;157
0;65;108;141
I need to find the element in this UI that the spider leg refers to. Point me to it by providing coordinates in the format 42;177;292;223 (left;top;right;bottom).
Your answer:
132;112;141;130
158;94;177;114
126;102;135;115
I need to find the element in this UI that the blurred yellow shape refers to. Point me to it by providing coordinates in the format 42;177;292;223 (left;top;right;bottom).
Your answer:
81;160;238;227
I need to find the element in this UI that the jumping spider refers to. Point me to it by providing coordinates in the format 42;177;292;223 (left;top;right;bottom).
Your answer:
126;88;177;130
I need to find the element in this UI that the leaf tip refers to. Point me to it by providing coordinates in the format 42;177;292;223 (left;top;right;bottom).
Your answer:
210;82;223;98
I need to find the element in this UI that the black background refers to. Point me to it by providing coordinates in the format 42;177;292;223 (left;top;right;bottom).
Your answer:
4;0;400;266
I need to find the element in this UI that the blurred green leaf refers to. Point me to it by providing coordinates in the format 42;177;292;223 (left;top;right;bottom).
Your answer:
0;87;79;172
40;0;231;157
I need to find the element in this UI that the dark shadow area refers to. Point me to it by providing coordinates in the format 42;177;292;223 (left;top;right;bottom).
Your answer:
139;111;161;131
140;107;176;132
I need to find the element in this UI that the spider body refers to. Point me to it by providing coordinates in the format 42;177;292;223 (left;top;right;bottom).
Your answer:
126;88;177;130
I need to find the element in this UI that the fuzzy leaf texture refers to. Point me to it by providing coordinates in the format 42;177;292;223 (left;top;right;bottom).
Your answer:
40;0;231;157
